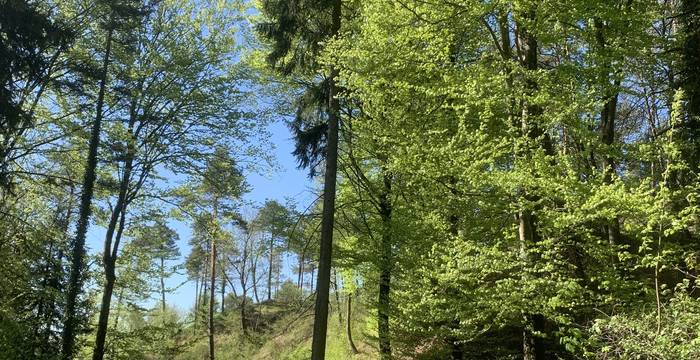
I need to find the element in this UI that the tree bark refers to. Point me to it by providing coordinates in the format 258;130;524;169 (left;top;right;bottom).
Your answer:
594;18;622;249
93;204;128;360
333;269;342;327
194;276;199;333
516;9;549;360
679;0;700;174
346;295;359;354
310;264;315;293
252;255;260;303
310;0;342;357
161;257;167;312
275;255;281;298
298;253;304;289
239;235;249;334
61;24;113;360
378;173;392;360
268;232;274;301
208;200;219;360
221;269;225;313
92;75;138;360
240;293;247;334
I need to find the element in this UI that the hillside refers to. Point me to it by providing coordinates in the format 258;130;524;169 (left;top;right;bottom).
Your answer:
175;300;377;360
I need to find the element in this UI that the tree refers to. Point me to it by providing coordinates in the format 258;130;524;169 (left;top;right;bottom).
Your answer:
130;218;180;312
256;0;342;356
253;199;293;301
0;0;74;192
181;147;247;360
63;0;140;355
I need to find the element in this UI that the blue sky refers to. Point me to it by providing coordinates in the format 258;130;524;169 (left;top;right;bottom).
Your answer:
86;119;314;313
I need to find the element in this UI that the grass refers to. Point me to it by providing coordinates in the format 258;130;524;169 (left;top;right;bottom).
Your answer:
176;299;377;360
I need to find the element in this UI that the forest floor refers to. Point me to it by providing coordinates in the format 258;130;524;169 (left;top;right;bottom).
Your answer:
175;300;377;359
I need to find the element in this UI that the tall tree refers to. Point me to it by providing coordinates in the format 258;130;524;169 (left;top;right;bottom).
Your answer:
130;218;180;312
182;147;247;359
88;0;255;357
253;199;292;301
0;0;74;192
678;0;700;174
257;0;342;356
62;0;125;355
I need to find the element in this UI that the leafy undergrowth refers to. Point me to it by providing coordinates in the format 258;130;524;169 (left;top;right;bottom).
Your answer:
176;300;377;360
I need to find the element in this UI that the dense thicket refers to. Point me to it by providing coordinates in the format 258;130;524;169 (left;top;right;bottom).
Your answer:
259;0;700;358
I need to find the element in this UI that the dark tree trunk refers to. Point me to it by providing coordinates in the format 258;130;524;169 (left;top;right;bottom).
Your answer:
61;25;113;360
333;269;342;327
298;253;304;289
93;272;116;360
347;295;359;354
310;0;342;357
680;0;700;173
516;9;549;360
594;18;621;249
93;205;128;360
240;293;247;334
92;80;138;360
378;172;392;360
221;270;225;313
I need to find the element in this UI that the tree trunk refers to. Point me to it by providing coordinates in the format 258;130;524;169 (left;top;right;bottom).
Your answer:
268;232;274;301
378;173;392;360
275;256;281;298
61;24;113;360
252;256;260;303
517;9;549;359
347;295;359;354
93;269;116;360
310;0;342;357
298;253;304;289
209;200;218;360
239;240;249;334
333;269;342;327
594;18;622;250
194;276;199;333
221;269;225;313
199;271;207;330
240;285;248;334
311;264;316;292
92;77;138;360
93;199;129;360
680;0;700;174
161;257;167;312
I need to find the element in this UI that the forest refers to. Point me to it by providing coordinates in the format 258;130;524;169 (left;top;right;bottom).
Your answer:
1;0;700;359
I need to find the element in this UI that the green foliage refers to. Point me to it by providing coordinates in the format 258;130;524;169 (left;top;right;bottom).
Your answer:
2;0;700;358
275;281;304;306
586;282;700;359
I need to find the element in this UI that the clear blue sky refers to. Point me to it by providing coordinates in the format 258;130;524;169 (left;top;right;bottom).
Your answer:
86;119;314;313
